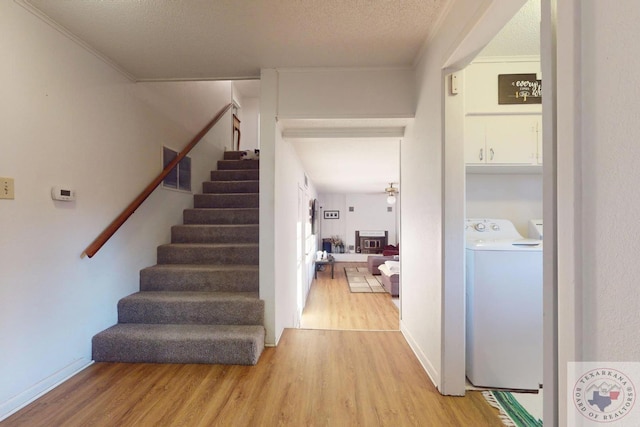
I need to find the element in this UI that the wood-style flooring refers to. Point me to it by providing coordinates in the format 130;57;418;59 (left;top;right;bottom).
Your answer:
301;262;399;331
1;262;502;427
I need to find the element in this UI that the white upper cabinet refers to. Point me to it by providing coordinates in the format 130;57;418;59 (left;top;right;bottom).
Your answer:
464;58;542;170
465;115;541;165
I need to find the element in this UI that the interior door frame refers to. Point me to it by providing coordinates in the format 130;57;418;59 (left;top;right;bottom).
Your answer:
440;2;558;425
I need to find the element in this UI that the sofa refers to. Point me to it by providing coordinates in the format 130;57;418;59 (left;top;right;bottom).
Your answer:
382;244;399;257
367;255;395;275
367;245;400;275
378;260;400;296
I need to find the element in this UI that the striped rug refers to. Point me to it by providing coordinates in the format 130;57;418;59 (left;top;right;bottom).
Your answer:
344;267;386;293
483;391;543;427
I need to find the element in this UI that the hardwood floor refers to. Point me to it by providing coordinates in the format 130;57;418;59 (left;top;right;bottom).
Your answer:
2;263;502;426
301;262;399;331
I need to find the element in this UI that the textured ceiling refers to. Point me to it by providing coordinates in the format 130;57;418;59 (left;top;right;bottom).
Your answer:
290;138;400;194
20;0;538;195
478;0;540;57
281;119;406;193
24;0;450;80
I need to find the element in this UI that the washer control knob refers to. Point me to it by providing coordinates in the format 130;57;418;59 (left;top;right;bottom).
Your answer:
474;223;486;231
491;223;500;231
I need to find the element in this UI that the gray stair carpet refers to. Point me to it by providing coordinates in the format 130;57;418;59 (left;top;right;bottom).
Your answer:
93;151;264;365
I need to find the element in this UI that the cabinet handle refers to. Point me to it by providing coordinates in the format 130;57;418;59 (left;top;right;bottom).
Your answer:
479;148;483;161
489;148;495;161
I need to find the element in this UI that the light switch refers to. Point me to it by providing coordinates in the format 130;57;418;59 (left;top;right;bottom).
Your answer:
0;177;14;200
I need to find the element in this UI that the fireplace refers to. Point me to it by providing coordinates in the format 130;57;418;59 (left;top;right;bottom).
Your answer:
355;230;388;254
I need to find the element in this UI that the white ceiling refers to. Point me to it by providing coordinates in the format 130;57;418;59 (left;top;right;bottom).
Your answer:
24;0;449;81
478;0;540;58
21;0;451;194
280;118;408;194
21;0;538;195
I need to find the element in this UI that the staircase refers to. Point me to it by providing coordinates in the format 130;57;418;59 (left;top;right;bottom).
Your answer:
92;152;264;365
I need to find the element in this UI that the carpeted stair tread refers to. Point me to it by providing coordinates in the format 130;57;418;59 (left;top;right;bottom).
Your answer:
140;264;258;292
183;208;259;225
193;193;258;209
203;180;259;194
210;169;259;181
122;290;260;302
157;243;259;265
223;151;247;160
92;151;264;366
118;291;264;325
217;159;259;170
171;224;259;243
92;324;265;365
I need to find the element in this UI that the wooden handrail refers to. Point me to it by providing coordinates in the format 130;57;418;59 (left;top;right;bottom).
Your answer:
82;103;233;259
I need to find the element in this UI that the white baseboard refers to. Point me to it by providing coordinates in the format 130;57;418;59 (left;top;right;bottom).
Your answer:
400;321;440;389
0;358;93;422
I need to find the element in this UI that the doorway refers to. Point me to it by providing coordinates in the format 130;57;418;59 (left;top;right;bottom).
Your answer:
282;123;404;332
442;0;552;421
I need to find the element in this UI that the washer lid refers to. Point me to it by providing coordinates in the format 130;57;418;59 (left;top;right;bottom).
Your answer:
466;238;542;251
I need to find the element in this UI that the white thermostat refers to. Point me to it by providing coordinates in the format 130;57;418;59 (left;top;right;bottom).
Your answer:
51;186;76;201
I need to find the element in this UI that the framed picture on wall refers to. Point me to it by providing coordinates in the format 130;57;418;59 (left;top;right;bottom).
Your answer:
324;210;339;219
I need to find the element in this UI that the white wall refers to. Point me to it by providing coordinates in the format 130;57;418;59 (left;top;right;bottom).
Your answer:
554;0;640;424
0;2;232;418
259;70;278;345
466;173;542;235
231;81;260;151
403;0;526;395
277;68;415;119
274;131;318;337
318;193;399;251
464;59;542;114
317;194;346;246
238;97;260;151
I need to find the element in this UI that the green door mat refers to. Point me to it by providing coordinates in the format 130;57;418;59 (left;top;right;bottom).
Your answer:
483;390;543;427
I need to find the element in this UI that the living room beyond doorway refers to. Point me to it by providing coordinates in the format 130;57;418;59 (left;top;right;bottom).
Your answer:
300;261;399;331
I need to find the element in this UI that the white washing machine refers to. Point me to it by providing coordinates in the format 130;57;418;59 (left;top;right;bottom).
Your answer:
465;218;542;390
528;219;543;239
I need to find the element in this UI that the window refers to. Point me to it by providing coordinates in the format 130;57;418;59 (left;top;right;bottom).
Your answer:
162;146;191;192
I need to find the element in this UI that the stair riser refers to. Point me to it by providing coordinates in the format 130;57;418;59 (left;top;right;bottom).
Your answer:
210;170;259;181
93;339;262;365
118;300;264;325
223;151;245;160
92;326;264;365
172;225;259;244
203;181;259;194
183;208;259;225
140;269;259;292
217;160;259;170
194;194;258;209
157;245;259;265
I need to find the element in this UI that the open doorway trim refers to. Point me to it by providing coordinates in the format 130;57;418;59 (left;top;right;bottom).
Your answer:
440;4;559;425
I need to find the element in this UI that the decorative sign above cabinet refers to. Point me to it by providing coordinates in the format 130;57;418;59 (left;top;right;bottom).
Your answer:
498;73;542;104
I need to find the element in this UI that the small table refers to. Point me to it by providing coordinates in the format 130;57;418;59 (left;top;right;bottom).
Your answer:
315;255;335;279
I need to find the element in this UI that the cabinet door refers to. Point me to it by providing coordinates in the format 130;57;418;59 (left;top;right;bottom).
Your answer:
464;116;487;164
535;117;543;164
484;115;539;164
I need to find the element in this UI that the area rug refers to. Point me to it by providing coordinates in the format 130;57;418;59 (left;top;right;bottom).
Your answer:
344;267;386;293
482;390;543;427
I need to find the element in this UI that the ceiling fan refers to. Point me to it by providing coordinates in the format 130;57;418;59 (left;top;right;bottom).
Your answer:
385;183;399;204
